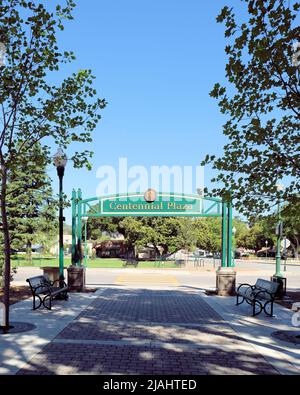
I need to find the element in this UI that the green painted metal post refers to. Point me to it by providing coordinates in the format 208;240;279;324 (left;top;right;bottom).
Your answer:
84;219;88;268
227;201;233;268
232;234;236;268
275;201;283;277
77;189;83;266
71;189;77;265
221;201;227;268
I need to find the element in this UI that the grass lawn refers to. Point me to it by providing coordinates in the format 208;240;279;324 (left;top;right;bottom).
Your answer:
11;256;178;269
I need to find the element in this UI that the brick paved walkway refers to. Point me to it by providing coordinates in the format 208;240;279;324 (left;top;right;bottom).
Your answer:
16;288;279;375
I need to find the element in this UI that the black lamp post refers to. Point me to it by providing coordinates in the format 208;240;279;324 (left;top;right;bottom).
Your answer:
53;148;67;287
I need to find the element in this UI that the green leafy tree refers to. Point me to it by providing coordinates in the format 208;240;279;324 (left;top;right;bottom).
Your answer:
0;0;106;330
257;201;300;257
6;143;57;262
203;0;300;217
118;217;151;255
151;217;199;255
197;218;223;252
281;202;300;258
89;215;226;257
241;203;300;255
87;216;123;241
237;220;275;251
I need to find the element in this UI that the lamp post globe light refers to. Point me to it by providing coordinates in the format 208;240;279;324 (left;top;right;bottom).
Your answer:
265;240;268;260
53;148;67;286
275;183;284;278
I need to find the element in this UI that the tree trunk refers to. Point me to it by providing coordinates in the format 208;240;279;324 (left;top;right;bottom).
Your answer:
26;241;32;264
295;238;299;260
152;244;161;258
0;164;11;332
290;235;299;259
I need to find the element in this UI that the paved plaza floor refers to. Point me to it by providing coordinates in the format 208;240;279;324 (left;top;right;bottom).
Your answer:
1;267;300;375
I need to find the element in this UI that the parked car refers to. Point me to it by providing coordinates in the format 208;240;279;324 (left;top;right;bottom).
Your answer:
234;250;241;259
240;252;250;257
193;249;207;258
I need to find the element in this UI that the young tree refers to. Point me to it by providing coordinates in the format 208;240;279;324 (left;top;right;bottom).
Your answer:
0;1;106;331
203;0;300;217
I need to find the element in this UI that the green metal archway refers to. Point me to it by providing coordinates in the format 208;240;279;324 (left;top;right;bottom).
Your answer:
69;190;233;274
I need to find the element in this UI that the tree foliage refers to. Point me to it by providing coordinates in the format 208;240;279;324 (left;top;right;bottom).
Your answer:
86;212;300;256
6;143;57;258
281;201;300;257
203;0;300;217
87;215;224;256
0;0;106;328
0;0;106;168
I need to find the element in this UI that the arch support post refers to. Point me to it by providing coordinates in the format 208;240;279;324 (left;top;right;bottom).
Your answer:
67;189;86;292
221;200;227;268
216;197;236;296
71;189;77;265
227;201;233;268
77;189;83;267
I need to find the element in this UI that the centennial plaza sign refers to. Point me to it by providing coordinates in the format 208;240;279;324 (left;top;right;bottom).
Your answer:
102;193;203;216
71;189;234;269
77;191;222;217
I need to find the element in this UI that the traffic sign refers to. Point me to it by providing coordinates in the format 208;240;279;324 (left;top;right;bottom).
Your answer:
281;238;291;249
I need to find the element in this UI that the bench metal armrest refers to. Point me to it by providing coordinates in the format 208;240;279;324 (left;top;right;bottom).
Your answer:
237;283;254;292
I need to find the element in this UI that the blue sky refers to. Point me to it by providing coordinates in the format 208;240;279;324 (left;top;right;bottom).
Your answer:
48;0;243;223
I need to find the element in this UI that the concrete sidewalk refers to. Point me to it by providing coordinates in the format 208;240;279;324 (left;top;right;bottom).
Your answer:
198;289;300;375
1;284;299;375
0;290;101;375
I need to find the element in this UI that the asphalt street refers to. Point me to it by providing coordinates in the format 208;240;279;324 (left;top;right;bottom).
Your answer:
12;260;300;290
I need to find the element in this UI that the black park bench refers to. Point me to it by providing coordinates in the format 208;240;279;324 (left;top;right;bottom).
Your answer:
236;278;279;317
26;274;69;310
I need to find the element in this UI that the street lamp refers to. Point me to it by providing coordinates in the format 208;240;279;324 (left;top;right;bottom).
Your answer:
82;216;88;268
54;148;67;286
275;183;284;278
283;236;287;272
197;187;204;197
265;240;268;260
232;226;237;267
